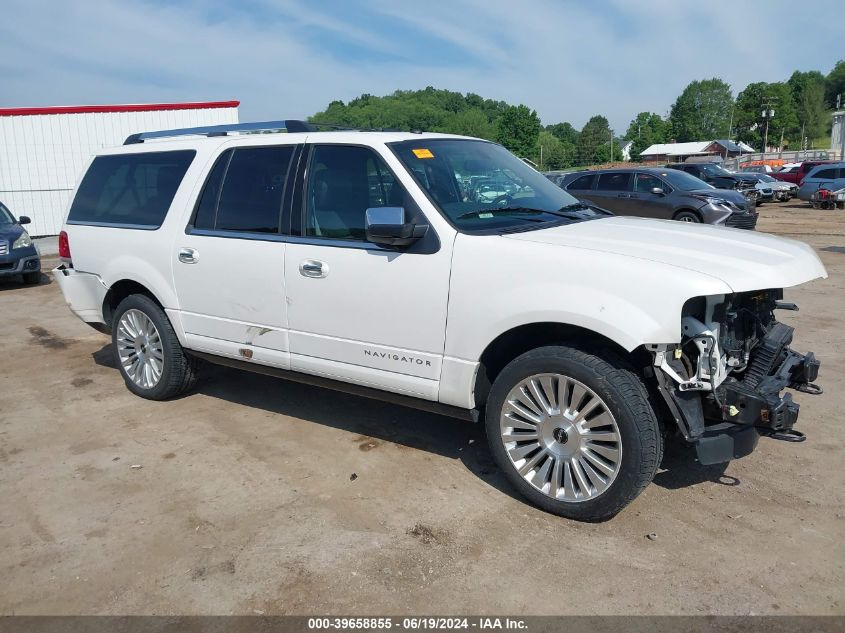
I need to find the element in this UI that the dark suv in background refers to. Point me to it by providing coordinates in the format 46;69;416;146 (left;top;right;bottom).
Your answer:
665;162;759;193
556;168;758;228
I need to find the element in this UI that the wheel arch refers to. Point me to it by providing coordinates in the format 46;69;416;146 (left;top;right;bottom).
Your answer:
102;279;167;330
472;321;651;410
672;208;702;222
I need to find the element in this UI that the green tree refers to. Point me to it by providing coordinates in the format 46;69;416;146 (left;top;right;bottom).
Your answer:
668;78;733;141
825;60;845;109
495;105;541;158
545;122;580;145
437;108;496;140
788;71;829;145
576;115;620;165
309;87;510;136
624;112;668;161
537;130;573;170
734;82;799;149
799;83;829;147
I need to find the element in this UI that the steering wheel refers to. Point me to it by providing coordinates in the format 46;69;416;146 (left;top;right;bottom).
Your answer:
492;194;513;207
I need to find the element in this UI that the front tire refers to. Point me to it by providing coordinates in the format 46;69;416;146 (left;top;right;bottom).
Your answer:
112;294;198;400
674;210;700;223
485;345;662;521
22;272;41;284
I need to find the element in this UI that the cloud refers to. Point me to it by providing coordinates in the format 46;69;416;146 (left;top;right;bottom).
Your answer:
1;0;841;133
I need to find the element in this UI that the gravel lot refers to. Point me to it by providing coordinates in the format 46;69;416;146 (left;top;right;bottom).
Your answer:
1;201;843;615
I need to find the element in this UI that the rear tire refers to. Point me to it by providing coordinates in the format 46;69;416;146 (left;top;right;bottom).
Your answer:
484;345;662;521
111;294;198;400
674;210;700;223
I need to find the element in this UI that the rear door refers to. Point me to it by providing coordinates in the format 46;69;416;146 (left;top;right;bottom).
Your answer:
172;143;300;368
591;172;633;214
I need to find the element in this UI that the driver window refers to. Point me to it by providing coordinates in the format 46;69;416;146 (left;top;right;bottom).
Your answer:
635;173;666;193
305;145;407;241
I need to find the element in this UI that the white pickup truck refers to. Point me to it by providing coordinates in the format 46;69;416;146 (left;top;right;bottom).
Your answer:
54;121;827;521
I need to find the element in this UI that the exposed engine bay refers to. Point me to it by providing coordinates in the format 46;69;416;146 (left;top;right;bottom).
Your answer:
650;289;821;464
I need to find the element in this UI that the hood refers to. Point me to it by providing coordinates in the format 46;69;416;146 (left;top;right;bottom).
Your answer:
504;216;827;293
0;223;24;241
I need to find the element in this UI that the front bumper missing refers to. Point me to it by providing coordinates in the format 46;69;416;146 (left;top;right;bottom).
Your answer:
653;326;821;465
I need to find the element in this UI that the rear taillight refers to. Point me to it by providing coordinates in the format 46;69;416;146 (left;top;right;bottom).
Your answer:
58;230;72;264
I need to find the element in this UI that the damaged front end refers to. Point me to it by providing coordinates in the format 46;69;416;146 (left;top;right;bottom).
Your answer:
649;290;822;465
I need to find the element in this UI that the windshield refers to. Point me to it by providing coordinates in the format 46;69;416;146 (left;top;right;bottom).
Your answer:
0;203;15;224
390;139;606;232
660;169;714;191
699;163;731;177
758;175;777;182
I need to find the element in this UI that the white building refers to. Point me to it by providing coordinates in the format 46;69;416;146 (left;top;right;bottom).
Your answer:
0;101;239;236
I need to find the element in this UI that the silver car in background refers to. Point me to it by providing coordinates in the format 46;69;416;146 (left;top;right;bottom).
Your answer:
736;173;797;202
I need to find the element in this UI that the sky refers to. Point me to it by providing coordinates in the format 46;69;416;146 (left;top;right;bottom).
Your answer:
1;0;842;133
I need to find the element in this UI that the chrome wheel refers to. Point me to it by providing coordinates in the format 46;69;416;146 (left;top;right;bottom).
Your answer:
499;373;622;502
116;309;164;389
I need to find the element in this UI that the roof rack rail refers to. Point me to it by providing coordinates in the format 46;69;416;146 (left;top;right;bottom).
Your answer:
123;119;317;145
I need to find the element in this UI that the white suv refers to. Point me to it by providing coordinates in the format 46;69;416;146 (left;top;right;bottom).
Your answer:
55;120;827;520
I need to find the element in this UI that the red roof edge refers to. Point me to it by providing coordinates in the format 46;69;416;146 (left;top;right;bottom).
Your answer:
0;100;240;117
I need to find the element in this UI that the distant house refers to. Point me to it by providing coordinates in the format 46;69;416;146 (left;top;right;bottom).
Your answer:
639;139;755;163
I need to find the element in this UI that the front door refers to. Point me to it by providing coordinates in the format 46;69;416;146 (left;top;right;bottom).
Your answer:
284;144;452;401
620;172;673;219
172;144;298;367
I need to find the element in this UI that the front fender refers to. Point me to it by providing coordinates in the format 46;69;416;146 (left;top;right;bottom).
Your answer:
445;233;732;361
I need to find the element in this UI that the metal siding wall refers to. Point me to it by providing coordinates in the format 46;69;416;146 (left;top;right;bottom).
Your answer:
0;107;239;236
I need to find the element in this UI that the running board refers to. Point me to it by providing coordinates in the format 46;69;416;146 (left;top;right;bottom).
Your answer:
189;351;479;422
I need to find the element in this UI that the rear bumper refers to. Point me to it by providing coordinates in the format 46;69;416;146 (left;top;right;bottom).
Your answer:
52;265;108;324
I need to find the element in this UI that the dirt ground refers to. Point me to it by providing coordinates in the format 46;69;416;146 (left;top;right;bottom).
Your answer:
1;201;843;616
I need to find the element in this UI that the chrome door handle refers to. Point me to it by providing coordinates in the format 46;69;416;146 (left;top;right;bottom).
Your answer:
178;247;199;264
299;259;328;278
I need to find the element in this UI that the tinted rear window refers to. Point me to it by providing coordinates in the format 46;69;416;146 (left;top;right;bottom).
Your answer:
812;168;837;180
596;172;632;191
68;151;195;228
189;146;295;234
566;174;596;190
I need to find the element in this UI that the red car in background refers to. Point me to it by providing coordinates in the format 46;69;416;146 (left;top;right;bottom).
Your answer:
773;160;838;185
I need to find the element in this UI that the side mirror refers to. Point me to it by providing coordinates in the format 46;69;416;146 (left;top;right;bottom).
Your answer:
650;187;665;196
19;216;31;225
365;207;428;248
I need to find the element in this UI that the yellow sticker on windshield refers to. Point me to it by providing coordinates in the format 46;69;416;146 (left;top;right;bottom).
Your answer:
412;148;434;159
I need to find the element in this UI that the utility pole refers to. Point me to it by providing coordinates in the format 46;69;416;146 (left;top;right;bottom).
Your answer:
728;105;734;139
760;99;776;156
801;121;806;156
609;129;613;163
